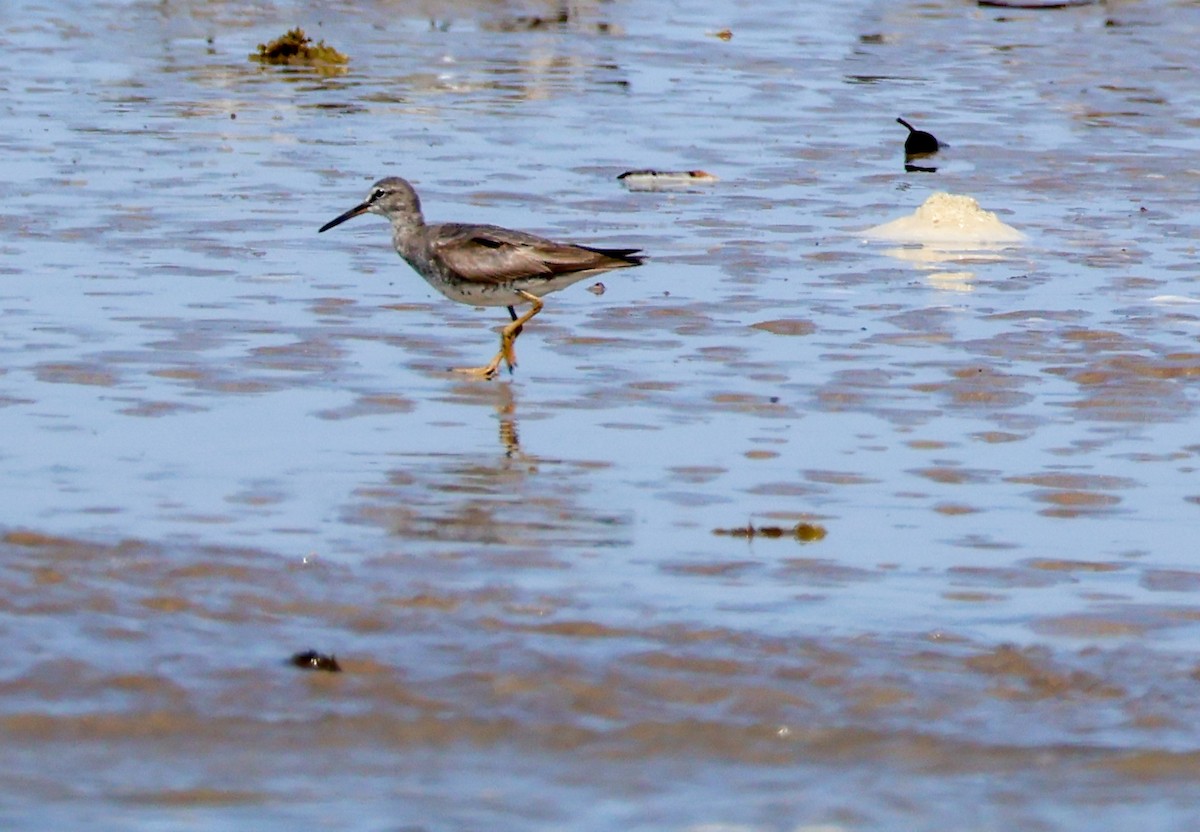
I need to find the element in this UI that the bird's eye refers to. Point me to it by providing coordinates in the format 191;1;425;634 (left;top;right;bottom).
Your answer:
370;188;386;201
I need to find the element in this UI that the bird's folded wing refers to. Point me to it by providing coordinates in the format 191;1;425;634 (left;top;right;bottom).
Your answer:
433;225;612;284
430;227;550;284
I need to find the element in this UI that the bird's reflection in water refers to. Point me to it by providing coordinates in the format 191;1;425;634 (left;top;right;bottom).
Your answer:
346;381;629;551
904;156;939;173
465;379;536;464
495;381;524;460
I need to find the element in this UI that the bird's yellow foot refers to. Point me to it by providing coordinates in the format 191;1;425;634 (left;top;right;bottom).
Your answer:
451;350;506;380
451;363;502;380
452;365;499;380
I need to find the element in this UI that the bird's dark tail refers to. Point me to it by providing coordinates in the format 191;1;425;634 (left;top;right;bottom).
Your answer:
581;246;645;267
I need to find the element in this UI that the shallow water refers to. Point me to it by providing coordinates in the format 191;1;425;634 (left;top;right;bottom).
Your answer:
3;0;1200;829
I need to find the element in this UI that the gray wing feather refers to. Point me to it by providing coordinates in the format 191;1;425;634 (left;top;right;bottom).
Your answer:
431;224;619;285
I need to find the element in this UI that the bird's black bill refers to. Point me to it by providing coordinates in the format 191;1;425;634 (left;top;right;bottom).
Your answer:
318;202;370;233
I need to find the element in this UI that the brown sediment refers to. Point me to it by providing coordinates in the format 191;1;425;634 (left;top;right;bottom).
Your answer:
750;319;816;337
964;644;1124;700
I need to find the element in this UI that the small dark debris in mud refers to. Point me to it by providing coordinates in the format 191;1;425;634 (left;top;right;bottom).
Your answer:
251;28;348;67
713;522;828;542
290;650;342;672
485;10;570;31
979;0;1096;7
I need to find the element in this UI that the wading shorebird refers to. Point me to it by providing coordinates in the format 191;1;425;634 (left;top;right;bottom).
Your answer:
318;176;644;379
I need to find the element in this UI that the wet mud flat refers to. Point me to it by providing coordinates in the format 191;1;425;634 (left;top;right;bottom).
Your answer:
5;529;1200;830
3;0;1200;830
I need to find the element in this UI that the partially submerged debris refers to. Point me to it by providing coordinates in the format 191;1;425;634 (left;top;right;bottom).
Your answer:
618;169;719;192
290;649;343;672
896;117;942;171
713;522;828;542
252;28;348;68
897;117;940;156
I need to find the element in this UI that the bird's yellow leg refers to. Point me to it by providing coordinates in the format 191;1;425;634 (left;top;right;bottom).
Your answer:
498;291;543;372
451;292;543;380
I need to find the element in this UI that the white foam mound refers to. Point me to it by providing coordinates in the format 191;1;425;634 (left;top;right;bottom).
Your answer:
864;192;1023;245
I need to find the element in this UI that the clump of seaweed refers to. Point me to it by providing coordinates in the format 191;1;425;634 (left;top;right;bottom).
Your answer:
713;522;828;542
251;28;348;68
